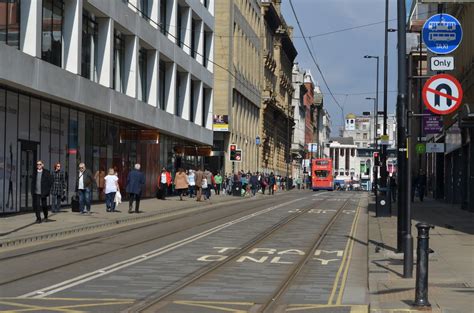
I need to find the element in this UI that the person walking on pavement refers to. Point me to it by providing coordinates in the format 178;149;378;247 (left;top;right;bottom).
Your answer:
104;168;119;212
195;168;204;201
187;169;196;198
158;168;172;200
412;169;427;202
50;162;66;213
214;172;222;195
268;172;276;195
32;160;53;223
76;163;94;214
389;174;397;202
174;168;189;200
204;168;212;200
249;173;258;197
126;163;145;213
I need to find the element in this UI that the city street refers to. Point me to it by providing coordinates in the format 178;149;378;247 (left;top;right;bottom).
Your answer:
0;191;369;312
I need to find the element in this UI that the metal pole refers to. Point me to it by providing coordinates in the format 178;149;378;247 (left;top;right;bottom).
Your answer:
286;101;290;190
415;223;434;307
380;0;389;201
397;0;413;278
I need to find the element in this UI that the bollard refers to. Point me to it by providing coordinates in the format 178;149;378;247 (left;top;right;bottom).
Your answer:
414;222;435;307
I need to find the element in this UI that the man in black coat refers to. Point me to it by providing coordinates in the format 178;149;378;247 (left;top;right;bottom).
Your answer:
31;160;53;223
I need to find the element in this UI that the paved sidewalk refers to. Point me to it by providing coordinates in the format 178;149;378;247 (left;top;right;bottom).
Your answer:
0;191;287;249
368;198;474;313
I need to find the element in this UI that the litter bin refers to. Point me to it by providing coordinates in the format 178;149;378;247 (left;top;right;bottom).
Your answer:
376;187;391;217
232;182;242;197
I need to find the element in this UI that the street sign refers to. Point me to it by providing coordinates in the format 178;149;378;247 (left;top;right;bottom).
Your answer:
416;143;426;155
234;149;242;162
422;74;463;115
422;14;462;55
380;135;390;145
308;143;318;153
426;143;445;153
430;56;454;71
255;136;260;145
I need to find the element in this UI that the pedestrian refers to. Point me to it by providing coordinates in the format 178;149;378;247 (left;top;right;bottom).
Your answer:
126;163;145;213
157;167;172;200
76;163;94;214
50;162;66;213
412;169;426;202
389;174;397;202
188;169;196;198
94;167;106;201
104;168;119;212
296;177;302;190
174;168;189;200
269;172;276;195
250;173;258;196
195;168;204;201
32;160;53;223
214;172;222;195
260;174;268;195
204;168;212;200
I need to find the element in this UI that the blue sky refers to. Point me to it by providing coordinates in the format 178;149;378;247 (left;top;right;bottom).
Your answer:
281;0;400;134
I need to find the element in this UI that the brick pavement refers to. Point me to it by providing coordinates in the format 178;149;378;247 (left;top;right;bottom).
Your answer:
368;197;474;313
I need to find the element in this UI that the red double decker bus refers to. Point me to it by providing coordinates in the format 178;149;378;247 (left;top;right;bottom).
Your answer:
311;158;334;191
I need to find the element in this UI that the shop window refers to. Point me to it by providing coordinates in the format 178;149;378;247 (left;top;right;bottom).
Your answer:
0;0;20;48
42;0;64;67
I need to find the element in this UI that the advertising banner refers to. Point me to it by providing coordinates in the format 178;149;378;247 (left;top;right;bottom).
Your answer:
423;110;443;134
213;115;229;131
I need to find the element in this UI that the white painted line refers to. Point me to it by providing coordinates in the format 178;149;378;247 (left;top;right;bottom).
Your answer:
20;197;305;299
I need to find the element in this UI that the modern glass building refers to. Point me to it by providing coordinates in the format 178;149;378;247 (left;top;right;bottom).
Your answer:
0;0;214;214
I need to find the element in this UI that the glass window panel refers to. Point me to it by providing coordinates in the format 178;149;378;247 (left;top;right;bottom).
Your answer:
67;110;78;201
30;97;41;142
51;0;63;66
42;0;53;62
5;91;18;212
78;111;85;165
40;101;51;170
50;103;61;167
0;2;6;43
0;88;5;212
60;106;68;192
18;95;30;140
6;0;20;48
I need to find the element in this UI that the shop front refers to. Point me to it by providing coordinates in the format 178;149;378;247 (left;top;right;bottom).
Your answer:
0;86;202;214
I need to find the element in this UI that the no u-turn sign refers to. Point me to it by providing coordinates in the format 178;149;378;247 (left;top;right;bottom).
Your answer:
422;74;463;115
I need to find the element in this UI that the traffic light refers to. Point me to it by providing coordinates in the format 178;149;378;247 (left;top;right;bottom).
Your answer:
374;152;380;166
229;144;237;161
235;149;242;162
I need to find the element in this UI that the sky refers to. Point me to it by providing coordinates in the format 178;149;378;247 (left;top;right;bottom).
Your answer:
281;0;400;135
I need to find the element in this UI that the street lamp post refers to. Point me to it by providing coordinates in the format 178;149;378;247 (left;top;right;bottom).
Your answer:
366;97;379;202
256;136;260;172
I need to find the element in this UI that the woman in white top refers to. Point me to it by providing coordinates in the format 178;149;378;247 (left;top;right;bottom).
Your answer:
187;169;196;198
104;168;119;212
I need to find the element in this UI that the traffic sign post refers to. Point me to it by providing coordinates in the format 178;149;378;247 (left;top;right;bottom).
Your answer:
422;74;463;115
430;56;454;71
422;14;462;55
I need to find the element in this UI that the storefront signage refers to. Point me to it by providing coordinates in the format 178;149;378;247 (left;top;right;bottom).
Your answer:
213;115;229;131
416;143;426;154
423;110;443;134
426;143;445;153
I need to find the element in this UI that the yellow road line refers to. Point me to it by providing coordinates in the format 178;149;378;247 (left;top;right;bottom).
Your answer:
327;198;362;304
173;300;253;313
336;200;363;304
0;300;80;313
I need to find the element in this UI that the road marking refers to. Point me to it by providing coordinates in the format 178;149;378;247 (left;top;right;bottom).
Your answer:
286;304;368;312
336;199;363;304
20;197;305;299
173;300;253;313
327;197;362;305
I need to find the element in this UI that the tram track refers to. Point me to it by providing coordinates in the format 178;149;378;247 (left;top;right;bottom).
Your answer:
0;193;309;288
131;196;358;313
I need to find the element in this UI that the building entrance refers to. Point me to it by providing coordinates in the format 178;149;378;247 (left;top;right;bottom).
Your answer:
19;141;38;210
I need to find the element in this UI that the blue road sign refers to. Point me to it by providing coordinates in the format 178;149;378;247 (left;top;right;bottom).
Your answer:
422;14;462;55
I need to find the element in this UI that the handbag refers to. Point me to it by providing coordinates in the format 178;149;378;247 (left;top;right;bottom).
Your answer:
114;190;122;204
71;194;80;212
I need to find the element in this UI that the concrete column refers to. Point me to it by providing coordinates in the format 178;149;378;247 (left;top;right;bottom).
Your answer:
20;0;42;57
165;62;177;114
97;18;114;88
150;0;159;29
203;87;212;129
194;81;203;125
167;0;177;43
182;72;191;120
63;0;83;74
183;7;192;55
147;50;159;107
197;20;204;65
124;35;139;98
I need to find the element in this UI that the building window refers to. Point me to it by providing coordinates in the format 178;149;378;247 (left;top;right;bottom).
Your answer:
363;133;368;140
139;0;149;19
177;5;183;47
0;0;20;48
203;0;208;8
159;60;166;110
160;0;167;34
190;81;195;122
113;31;124;92
203;29;208;67
138;48;147;102
175;73;180;116
42;0;64;67
191;19;196;58
81;11;98;80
